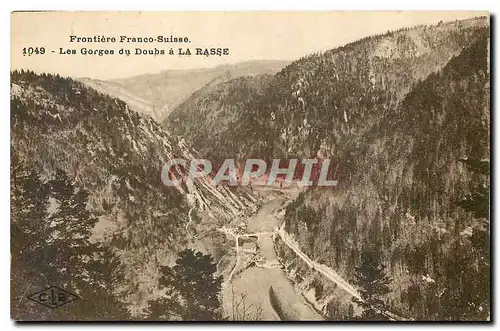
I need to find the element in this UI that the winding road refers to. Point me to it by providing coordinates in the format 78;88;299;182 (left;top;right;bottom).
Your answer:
219;192;322;320
217;187;407;321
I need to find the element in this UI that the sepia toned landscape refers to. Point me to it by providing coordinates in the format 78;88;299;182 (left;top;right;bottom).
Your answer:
10;12;490;321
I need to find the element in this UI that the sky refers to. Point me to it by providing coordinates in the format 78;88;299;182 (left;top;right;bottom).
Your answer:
11;11;487;80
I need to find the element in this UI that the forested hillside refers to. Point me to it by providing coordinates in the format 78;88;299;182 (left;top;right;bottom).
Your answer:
165;17;490;320
167;18;487;164
10;71;254;319
283;33;489;320
166;75;273;159
11;15;489;322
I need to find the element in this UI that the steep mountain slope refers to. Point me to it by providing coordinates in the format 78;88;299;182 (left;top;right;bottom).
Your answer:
165;74;273;158
280;32;489;321
81;60;287;122
166;17;487;163
10;71;256;317
164;16;490;320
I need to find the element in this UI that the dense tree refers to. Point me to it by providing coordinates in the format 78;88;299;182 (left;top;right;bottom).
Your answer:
11;154;51;319
11;156;129;320
352;248;392;320
437;158;490;321
146;249;223;321
282;28;489;321
11;69;198;319
457;159;489;219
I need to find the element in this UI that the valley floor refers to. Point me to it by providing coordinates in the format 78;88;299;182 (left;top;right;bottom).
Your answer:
219;187;323;321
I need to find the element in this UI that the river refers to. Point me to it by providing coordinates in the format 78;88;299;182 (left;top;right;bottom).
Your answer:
221;188;323;321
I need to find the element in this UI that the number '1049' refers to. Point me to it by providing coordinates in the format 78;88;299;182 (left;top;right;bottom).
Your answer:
23;47;46;56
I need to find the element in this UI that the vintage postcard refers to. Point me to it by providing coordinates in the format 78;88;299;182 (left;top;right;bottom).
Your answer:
10;11;490;321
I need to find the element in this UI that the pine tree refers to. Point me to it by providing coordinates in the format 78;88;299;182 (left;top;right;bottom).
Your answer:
441;158;490;321
44;169;130;320
44;169;99;288
352;248;392;320
457;159;489;219
147;249;223;321
84;247;130;320
11;154;51;319
11;162;130;320
144;298;174;321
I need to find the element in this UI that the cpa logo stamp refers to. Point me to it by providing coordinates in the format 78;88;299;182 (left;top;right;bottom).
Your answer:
27;286;79;309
